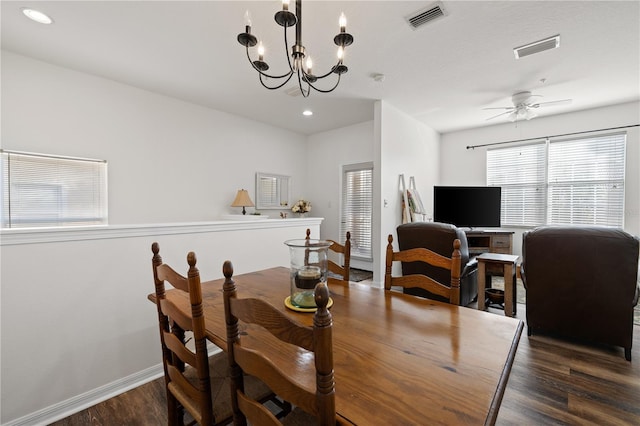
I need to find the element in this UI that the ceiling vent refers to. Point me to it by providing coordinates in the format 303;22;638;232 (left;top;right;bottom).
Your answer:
514;35;560;59
285;86;302;97
406;2;447;30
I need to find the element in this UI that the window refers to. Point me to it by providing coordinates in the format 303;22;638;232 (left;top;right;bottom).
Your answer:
487;133;626;227
1;150;108;228
487;142;547;227
547;135;625;226
341;163;373;259
255;172;291;209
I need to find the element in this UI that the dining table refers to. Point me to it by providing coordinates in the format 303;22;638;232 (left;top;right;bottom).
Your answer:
149;266;523;425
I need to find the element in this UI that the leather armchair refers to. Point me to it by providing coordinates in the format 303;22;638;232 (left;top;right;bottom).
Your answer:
396;222;478;306
522;226;639;361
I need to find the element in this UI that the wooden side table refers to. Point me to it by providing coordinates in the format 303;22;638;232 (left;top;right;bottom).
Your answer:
477;253;520;317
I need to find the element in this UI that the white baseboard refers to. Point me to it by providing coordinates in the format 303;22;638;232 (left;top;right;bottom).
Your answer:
4;365;164;426
4;341;222;425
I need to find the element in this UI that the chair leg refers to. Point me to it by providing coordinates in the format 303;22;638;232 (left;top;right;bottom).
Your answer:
625;347;632;361
273;399;293;419
527;326;532;336
166;391;183;426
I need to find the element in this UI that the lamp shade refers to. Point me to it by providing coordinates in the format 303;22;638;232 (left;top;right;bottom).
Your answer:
231;189;255;215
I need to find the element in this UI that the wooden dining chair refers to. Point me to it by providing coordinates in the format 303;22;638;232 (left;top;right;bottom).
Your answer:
151;243;276;426
385;234;462;305
222;260;336;426
305;228;351;284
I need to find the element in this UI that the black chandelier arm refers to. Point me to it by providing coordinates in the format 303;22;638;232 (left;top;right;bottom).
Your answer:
295;70;312;97
259;71;295;91
245;47;293;79
307;59;345;80
304;72;342;94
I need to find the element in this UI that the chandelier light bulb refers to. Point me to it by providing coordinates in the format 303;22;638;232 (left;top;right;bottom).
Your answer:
258;41;265;60
339;13;347;32
282;0;290;11
306;57;313;73
337;46;344;60
244;10;252;28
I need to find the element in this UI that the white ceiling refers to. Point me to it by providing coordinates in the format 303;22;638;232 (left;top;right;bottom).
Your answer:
2;1;639;135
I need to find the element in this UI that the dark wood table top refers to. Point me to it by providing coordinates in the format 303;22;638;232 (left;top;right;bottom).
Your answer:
150;266;523;425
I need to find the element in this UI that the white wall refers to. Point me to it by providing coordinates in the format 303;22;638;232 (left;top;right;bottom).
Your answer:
0;50;318;424
0;220;321;425
306;120;374;269
440;101;640;256
303;100;443;284
377;101;441;284
1;51;308;223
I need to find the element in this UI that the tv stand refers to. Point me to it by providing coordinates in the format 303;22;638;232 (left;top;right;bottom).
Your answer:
465;229;514;257
465;229;516;298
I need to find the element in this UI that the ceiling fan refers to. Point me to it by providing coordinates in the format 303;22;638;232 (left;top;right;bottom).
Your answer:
484;91;572;122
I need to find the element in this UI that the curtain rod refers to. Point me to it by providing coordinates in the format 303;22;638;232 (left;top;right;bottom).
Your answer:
465;124;640;150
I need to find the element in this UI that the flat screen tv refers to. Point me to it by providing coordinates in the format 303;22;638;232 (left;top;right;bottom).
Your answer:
433;186;502;228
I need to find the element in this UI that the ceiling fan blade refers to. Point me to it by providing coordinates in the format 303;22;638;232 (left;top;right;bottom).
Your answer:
531;99;573;108
482;106;514;110
525;109;537;120
485;110;514;121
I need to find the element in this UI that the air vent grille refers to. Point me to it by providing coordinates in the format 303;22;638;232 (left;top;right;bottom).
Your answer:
406;2;446;29
514;35;560;59
285;86;302;97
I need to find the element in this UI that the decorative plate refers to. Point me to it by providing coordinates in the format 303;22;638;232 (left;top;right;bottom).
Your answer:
284;296;334;312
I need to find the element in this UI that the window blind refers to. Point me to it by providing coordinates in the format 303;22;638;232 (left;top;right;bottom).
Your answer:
547;133;625;226
487;142;547;227
1;150;108;228
486;132;626;227
341;163;373;259
257;176;278;207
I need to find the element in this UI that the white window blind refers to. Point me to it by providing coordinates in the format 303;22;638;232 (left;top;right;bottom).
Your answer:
487;142;547;227
547;134;625;226
1;150;108;228
486;132;626;227
341;163;373;259
257;176;278;207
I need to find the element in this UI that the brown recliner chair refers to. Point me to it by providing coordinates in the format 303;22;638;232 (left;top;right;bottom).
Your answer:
396;222;478;306
522;226;639;361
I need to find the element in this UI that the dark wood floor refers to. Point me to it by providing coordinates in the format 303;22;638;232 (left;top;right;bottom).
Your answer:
50;377;168;425
51;310;640;425
499;329;640;424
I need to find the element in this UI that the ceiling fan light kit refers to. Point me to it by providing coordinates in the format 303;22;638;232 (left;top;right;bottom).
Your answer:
237;0;354;98
509;108;537;122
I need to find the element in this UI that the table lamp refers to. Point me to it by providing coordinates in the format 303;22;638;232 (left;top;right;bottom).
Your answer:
231;189;255;215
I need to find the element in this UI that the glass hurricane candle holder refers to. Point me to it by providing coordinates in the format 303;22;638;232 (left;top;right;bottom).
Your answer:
284;239;331;308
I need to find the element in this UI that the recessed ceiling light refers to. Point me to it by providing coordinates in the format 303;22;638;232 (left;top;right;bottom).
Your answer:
22;8;54;25
302;110;313;116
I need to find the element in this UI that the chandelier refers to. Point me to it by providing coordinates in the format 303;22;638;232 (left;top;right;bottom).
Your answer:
237;0;354;97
